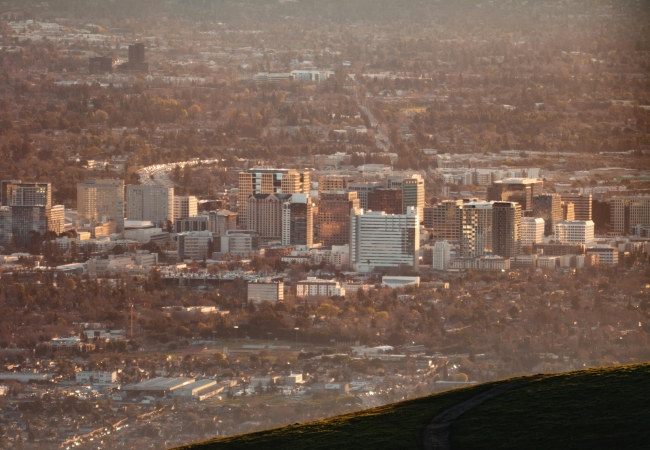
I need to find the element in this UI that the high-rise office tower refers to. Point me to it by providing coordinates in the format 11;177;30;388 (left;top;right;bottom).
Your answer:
318;191;359;246
3;181;51;208
348;182;383;211
561;193;592;221
611;196;650;235
49;205;65;235
175;216;209;233
11;205;64;247
118;43;149;72
1;180;22;206
125;185;174;226
237;168;310;226
281;170;311;196
403;175;425;220
77;179;125;231
128;43;145;65
11;206;47;247
592;199;610;234
432;240;450;271
282;194;313;246
521;217;545;246
561;201;575;221
247;193;291;243
350;207;419;272
487;178;542;211
460;201;521;258
492;202;521;258
425;200;464;240
2;181;60;247
173;196;198;220
0;206;12;246
532;194;562;236
423;207;434;229
318;175;350;193
367;188;403;215
208;210;238;235
460;201;494;257
388;174;425;220
460;203;479;257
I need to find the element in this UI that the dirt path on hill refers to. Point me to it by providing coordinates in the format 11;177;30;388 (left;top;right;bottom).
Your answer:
422;376;543;450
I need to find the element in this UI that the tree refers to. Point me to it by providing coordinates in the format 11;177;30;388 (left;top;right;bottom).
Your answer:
507;306;520;319
316;303;340;319
453;373;469;382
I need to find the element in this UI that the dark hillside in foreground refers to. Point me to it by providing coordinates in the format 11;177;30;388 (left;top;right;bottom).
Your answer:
451;363;650;450
176;363;650;450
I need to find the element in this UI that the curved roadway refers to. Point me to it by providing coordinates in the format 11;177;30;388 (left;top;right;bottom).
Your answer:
422;375;543;450
136;159;220;187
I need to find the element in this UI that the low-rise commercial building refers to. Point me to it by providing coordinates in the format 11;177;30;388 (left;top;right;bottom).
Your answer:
381;276;420;288
76;371;118;385
122;377;194;397
296;277;345;297
247;279;284;303
177;231;213;261
555;220;595;246
586;246;619;266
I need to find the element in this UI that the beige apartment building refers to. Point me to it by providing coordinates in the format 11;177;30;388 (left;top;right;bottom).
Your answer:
77;179;125;231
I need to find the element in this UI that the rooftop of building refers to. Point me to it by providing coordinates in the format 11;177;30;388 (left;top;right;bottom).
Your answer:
494;178;541;184
122;377;194;391
299;277;340;284
250;193;293;200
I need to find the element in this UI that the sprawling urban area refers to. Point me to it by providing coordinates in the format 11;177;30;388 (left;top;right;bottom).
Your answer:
0;0;648;448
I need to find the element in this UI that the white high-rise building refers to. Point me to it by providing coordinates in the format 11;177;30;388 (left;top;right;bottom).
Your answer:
555;220;595;246
173;196;198;220
349;207;419;272
77;179;125;231
126;185;174;227
432;240;450;271
521;217;545;246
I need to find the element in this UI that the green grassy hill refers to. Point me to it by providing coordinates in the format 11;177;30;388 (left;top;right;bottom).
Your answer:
176;363;650;450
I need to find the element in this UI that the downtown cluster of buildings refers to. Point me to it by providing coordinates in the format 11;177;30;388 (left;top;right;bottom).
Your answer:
0;177;237;263
426;183;650;270
3;165;650;280
235;168;650;276
235;168;425;273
